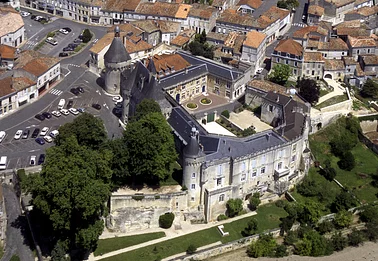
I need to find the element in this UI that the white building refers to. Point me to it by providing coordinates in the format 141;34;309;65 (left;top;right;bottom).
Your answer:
0;7;24;47
241;30;267;73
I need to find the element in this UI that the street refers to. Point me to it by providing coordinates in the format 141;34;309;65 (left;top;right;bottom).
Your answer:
1;184;34;261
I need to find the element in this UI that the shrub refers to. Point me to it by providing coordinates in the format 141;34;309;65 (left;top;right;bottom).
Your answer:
320;166;337;181
186;244;197;254
221;110;230;119
331;232;348;251
348;228;365;246
200;98;211;104
82;28;92;43
329;131;357;157
247;234;277;258
132;195;144;201
217;214;228;221
242;218;258;236
159;212;175;229
241;126;256;137
359;205;378;223
275;244;288;257
47;31;55;38
337;151;356;171
331;191;358;212
249;193;261;211
275;200;286;208
181;185;188;191
187;103;197;109
226;198;243;217
317;220;334;234
284;230;298;245
333;210;353;229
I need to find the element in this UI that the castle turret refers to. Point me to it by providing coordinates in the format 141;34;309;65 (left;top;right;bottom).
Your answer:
104;26;131;95
183;127;206;207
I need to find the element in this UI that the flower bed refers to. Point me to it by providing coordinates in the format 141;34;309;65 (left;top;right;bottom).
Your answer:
200;98;212;105
186;103;198;110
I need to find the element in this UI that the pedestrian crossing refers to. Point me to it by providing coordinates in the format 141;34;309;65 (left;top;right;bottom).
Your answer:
93;38;98;43
292;23;307;28
68;64;81;68
49;89;63;96
24;40;38;50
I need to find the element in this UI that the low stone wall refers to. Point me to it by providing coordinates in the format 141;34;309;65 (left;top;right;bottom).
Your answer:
319;98;352;113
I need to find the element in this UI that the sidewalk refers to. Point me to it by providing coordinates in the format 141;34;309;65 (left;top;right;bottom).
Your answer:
93;210;257;260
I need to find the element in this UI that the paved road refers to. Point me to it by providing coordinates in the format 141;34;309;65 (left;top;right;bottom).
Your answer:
1;184;34;261
252;0;279;17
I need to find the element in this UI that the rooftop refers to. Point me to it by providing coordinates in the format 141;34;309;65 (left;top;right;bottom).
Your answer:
188;4;217;19
308;5;324;16
0;9;24;37
102;0;141;11
324;0;355;7
324;59;345;71
135;2;191;19
132;20;180;34
318;38;348;51
206;32;228;42
274;39;304;57
304;52;324;62
0;44;17;59
146;53;191;77
236;0;262;9
293;25;328;39
217;9;261;28
0;77;13;97
20;57;60;77
247;80;304;102
243;30;266;49
170;35;191;47
361;55;378;65
348;35;376;48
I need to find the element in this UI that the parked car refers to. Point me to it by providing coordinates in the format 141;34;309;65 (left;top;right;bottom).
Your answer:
30;15;36;20
46;37;58;46
31;128;40;138
115;102;123;108
0;131;6;143
14;130;23;140
35;114;45;121
112;96;123;103
62;27;72;32
256;68;264;74
68;43;79;48
34;15;43;21
49;130;59;138
60;109;69;115
22;129;30;139
74;38;82;44
59;28;69;35
42;112;52;119
113;108;122;117
21;11;30;17
51;110;61;117
38;154;45;165
77;86;84;93
40;127;49;136
70;88;80;95
78;108;85;113
63;47;74;52
58;99;65;110
30;155;36;166
69;108;79;115
44;136;53;143
92;103;101;110
35;137;45;145
59;52;69;57
66;100;74;109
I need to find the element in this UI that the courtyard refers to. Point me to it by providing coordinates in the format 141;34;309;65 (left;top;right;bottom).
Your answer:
182;93;229;113
228;110;272;133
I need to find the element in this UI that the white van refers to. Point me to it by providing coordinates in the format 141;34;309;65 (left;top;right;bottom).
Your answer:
49;130;59;138
0;156;7;170
58;99;65;110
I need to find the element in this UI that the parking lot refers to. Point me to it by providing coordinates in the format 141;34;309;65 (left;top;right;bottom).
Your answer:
0;71;123;170
38;29;78;57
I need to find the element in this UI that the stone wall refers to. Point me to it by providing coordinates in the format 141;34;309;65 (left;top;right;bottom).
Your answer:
360;120;378;134
107;192;188;233
319;98;352;113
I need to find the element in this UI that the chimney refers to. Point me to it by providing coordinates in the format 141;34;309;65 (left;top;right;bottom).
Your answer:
185;67;188;74
266;133;271;141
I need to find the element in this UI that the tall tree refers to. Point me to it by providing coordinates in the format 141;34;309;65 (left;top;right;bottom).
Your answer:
361;78;378;98
25;136;112;256
56;113;107;149
134;99;162;121
124;112;177;185
298;78;320;105
269;64;291;85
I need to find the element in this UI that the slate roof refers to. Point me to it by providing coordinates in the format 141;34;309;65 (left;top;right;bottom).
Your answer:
178;51;243;81
104;34;131;63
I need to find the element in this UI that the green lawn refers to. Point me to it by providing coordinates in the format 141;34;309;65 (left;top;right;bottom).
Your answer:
94;232;166;256
309;123;378;204
315;94;348;109
101;204;287;261
319;88;331;97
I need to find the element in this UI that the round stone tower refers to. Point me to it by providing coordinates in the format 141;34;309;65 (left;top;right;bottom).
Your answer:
104;26;131;95
183;127;206;207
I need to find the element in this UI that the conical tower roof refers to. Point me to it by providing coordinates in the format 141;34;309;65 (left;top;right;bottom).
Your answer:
104;26;131;63
184;127;204;158
147;57;157;74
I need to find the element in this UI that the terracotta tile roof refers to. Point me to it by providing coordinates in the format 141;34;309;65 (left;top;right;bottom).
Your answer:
21;57;59;77
335;20;361;28
171;35;190;47
343;56;357;65
356;6;378;16
324;0;354;7
189;4;217;19
0;76;14;97
355;63;365;76
361;55;378;65
304;52;324;62
274;39;304;56
247;79;303;102
15;50;47;68
125;38;152;53
217;9;261;28
336;27;370;37
102;0;142;11
212;0;227;7
132;20;180;33
76;0;103;6
107;24;143;36
206;32;228;42
136;2;191;19
90;33;113;54
147;53;190;76
307;39;320;48
324;59;345;70
348;35;376;48
0;44;17;59
355;0;372;5
293;25;327;39
257;6;290;29
318;38;348;51
12;77;35;91
308;5;324;16
243;30;266;48
0;9;24;37
236;0;262;9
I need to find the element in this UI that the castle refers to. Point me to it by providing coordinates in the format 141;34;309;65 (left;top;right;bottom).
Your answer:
103;27;311;226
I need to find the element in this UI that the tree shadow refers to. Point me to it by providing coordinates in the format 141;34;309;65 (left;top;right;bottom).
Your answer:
10;215;36;253
96;77;104;88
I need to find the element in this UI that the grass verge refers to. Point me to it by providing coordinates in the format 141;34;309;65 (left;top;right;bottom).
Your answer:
101;204;286;261
315;94;348;109
94;232;166;256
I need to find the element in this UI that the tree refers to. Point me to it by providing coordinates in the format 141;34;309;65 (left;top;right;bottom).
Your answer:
333;210;353;228
359;205;378;223
134;99;162;121
242;218;258;236
320;165;337;181
241;126;256;137
295;230;329;257
329;131;357;157
277;0;299;9
361;78;378;98
348;228;365;246
337;151;356;171
25;136;112;255
82;28;92;43
280;216;295;234
221;110;230;119
275;244;288;257
284;230;298;245
186;244;197;254
317;220;334;234
249;192;261;211
247;234;277;258
365;221;378;241
298;201;322;225
331;232;348;251
269;64;291;85
124;112;178;185
298;78;320;105
189;31;214;59
56;113;107;150
332;191;358;212
226;198;243;217
159;212;175;229
51;240;69;261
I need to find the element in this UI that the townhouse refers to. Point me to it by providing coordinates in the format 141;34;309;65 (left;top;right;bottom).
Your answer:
212;32;245;62
303;52;325;80
347;35;377;60
188;4;218;34
236;0;262;14
292;25;329;48
318;38;349;59
0;7;24;47
0;44;17;69
307;5;325;25
323;59;345;80
132;20;181;46
272;39;304;78
241;30;267;72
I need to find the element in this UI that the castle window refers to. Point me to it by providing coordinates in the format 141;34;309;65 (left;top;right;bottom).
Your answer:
218;165;223;175
191;197;195;201
216;78;220;85
191;184;196;190
217;178;222;186
219;194;225;202
260;167;265;174
268;105;273;112
240;162;246;172
192;173;196;178
241;173;246;182
226;82;231;89
278;162;282;170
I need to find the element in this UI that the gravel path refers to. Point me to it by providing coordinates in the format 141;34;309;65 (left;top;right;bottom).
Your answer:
209;242;378;261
